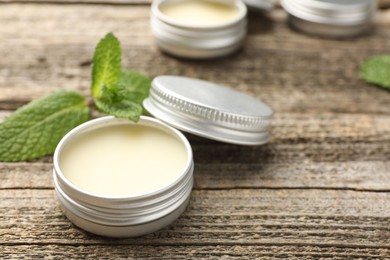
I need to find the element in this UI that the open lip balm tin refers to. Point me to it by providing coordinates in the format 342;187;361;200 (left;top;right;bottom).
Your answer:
53;76;273;237
53;116;194;238
281;0;377;38
150;0;248;58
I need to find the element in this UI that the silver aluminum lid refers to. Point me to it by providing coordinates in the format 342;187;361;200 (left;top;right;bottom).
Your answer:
143;76;273;145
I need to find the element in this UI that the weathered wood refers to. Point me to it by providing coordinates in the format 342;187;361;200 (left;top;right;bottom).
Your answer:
0;112;389;190
1;189;390;247
2;160;390;191
0;245;388;259
1;6;390;115
1;0;389;9
0;1;390;259
1;245;390;259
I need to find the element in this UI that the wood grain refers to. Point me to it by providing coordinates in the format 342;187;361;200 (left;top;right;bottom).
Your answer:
1;189;390;247
2;160;390;191
0;1;390;259
0;0;389;9
0;112;389;190
0;6;390;115
1;245;389;259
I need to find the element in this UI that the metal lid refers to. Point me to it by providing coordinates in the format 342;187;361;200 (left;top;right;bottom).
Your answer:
281;0;377;25
143;76;273;145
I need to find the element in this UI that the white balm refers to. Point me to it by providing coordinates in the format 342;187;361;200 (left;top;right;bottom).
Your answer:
160;0;240;26
59;124;188;197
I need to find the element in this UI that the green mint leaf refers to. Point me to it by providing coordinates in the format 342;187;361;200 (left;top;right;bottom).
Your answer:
91;33;151;122
91;32;121;98
0;90;90;162
95;97;143;122
118;71;152;113
94;71;151;122
360;55;390;89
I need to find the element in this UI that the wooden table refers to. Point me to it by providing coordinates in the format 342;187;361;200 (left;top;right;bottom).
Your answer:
1;0;390;258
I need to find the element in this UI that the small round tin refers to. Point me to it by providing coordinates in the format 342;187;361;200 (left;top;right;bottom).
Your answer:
150;0;248;58
281;0;377;38
143;76;273;145
53;116;194;237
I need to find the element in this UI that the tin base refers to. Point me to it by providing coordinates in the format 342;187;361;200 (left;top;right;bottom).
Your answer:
56;192;191;238
288;15;373;39
155;38;244;59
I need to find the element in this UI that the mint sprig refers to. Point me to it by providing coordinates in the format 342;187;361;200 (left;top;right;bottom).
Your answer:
360;55;390;89
91;33;151;122
0;32;150;162
0;91;90;162
91;32;121;98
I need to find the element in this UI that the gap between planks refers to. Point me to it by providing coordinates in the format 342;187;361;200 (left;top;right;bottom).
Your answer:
1;241;390;250
2;186;390;193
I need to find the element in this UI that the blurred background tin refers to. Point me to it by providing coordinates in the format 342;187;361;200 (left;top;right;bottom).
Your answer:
150;0;248;58
281;0;378;38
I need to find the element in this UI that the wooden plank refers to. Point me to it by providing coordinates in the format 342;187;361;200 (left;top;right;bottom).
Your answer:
2;161;390;191
0;0;389;9
1;189;390;247
0;112;389;190
0;6;390;114
1;245;390;259
0;1;388;259
0;4;387;260
1;111;389;143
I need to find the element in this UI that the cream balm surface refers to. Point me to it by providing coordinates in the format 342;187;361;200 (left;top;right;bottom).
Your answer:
59;124;188;197
160;0;240;26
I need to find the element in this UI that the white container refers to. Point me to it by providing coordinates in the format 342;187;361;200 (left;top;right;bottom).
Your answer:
53;116;194;237
150;0;248;58
281;0;377;38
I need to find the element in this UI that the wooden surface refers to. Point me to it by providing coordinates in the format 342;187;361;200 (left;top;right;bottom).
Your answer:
1;1;390;259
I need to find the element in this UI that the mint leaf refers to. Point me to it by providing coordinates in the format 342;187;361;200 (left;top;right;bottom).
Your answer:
0;91;90;162
91;32;151;122
118;71;152;114
91;33;121;98
360;55;390;89
94;71;151;122
95;97;143;122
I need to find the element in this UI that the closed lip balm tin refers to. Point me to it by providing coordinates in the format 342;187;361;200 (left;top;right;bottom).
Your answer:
53;116;194;238
281;0;378;38
150;0;248;58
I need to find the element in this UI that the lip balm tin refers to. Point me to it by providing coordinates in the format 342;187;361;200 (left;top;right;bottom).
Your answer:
281;0;377;38
150;0;248;58
53;116;194;238
53;76;273;237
